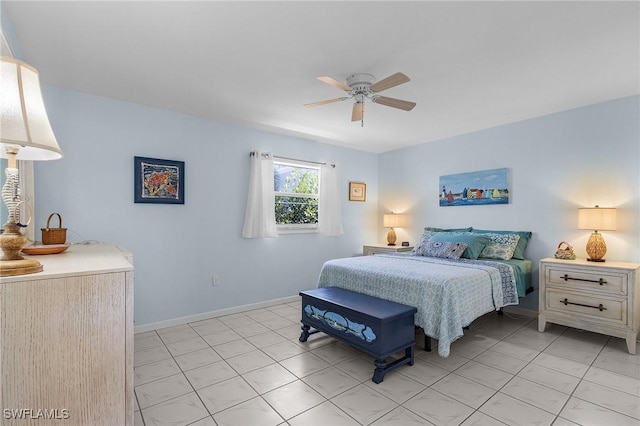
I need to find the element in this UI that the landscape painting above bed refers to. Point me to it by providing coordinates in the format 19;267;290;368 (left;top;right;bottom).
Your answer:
440;168;509;206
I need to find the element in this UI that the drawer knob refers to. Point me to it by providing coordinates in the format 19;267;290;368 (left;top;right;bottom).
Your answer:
561;274;607;285
560;298;607;311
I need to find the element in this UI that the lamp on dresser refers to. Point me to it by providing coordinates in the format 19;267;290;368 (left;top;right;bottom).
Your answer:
383;213;404;246
1;56;63;276
578;205;616;262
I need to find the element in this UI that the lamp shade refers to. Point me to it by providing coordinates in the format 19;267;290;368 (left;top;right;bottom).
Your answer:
578;207;617;231
1;57;62;160
383;214;402;228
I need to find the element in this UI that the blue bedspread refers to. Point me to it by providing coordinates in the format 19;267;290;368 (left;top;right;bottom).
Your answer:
317;254;518;357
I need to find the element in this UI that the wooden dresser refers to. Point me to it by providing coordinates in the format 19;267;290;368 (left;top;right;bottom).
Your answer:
0;243;134;425
538;257;640;354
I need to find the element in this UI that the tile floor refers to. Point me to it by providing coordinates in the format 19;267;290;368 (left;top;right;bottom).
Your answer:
134;301;640;426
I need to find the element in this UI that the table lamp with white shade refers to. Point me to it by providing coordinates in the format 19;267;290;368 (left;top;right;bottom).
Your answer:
578;205;617;262
1;56;63;276
383;213;404;246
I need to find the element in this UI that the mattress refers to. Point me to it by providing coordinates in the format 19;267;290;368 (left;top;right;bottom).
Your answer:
486;258;533;297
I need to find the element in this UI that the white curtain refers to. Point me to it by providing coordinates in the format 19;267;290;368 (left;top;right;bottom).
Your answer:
318;164;343;235
241;151;278;238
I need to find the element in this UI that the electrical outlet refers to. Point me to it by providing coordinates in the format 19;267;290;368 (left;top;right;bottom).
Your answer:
212;275;220;286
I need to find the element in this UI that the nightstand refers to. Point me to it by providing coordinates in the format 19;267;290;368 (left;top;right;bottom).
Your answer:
363;244;414;256
538;257;640;354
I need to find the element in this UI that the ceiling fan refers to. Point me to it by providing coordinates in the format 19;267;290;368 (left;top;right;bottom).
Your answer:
304;72;416;125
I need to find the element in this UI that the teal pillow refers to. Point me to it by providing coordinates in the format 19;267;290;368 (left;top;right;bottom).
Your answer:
428;233;490;260
472;229;532;260
424;226;473;232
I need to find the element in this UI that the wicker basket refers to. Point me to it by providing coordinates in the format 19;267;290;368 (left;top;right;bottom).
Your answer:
554;241;576;260
41;213;67;245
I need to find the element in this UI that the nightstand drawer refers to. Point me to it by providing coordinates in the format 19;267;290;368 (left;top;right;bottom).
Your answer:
546;289;626;324
363;245;413;256
547;266;627;296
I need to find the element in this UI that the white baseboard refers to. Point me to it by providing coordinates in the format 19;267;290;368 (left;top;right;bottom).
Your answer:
134;295;300;334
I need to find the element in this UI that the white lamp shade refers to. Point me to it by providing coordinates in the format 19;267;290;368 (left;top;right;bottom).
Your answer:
1;57;62;160
578;207;617;231
383;214;402;228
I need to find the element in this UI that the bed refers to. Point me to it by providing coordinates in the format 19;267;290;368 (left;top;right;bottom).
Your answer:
316;227;533;357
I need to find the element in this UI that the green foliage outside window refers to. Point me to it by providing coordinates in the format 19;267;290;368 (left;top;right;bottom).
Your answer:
274;165;319;225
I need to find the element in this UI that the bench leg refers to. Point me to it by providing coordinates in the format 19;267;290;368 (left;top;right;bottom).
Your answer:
406;345;415;366
371;344;415;384
299;323;311;342
372;359;386;384
424;332;432;352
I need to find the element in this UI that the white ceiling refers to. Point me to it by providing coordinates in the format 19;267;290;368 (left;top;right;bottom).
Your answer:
4;1;639;153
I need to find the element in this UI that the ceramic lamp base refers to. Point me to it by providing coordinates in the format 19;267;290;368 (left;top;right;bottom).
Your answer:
0;258;43;277
0;223;43;276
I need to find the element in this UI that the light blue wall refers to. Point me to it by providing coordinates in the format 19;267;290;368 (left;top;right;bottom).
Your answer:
36;87;379;325
37;90;637;322
378;96;640;310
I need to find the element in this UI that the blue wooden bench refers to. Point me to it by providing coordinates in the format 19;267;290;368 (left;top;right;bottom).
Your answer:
299;287;417;384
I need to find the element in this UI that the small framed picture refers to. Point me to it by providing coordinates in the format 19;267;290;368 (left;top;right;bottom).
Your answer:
349;182;366;202
134;156;185;204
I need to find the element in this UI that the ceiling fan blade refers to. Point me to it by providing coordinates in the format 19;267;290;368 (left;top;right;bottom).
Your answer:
317;76;351;92
304;97;347;108
370;72;410;92
372;96;416;111
351;102;364;122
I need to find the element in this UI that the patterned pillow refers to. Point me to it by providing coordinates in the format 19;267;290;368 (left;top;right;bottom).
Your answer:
414;227;472;256
472;229;531;259
479;233;521;260
414;231;437;255
416;241;468;259
423;227;473;233
427;233;490;259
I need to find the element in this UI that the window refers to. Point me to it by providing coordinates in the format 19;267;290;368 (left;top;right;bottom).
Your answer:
274;159;320;232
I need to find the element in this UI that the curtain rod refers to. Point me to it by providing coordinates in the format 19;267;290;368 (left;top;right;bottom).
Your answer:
249;151;334;167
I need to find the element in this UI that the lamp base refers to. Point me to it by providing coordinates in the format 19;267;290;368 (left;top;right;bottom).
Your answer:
386;227;397;246
585;231;607;263
0;258;43;277
0;222;43;276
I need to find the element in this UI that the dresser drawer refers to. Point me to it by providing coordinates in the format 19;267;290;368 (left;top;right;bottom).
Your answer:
547;266;627;296
546;288;626;324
